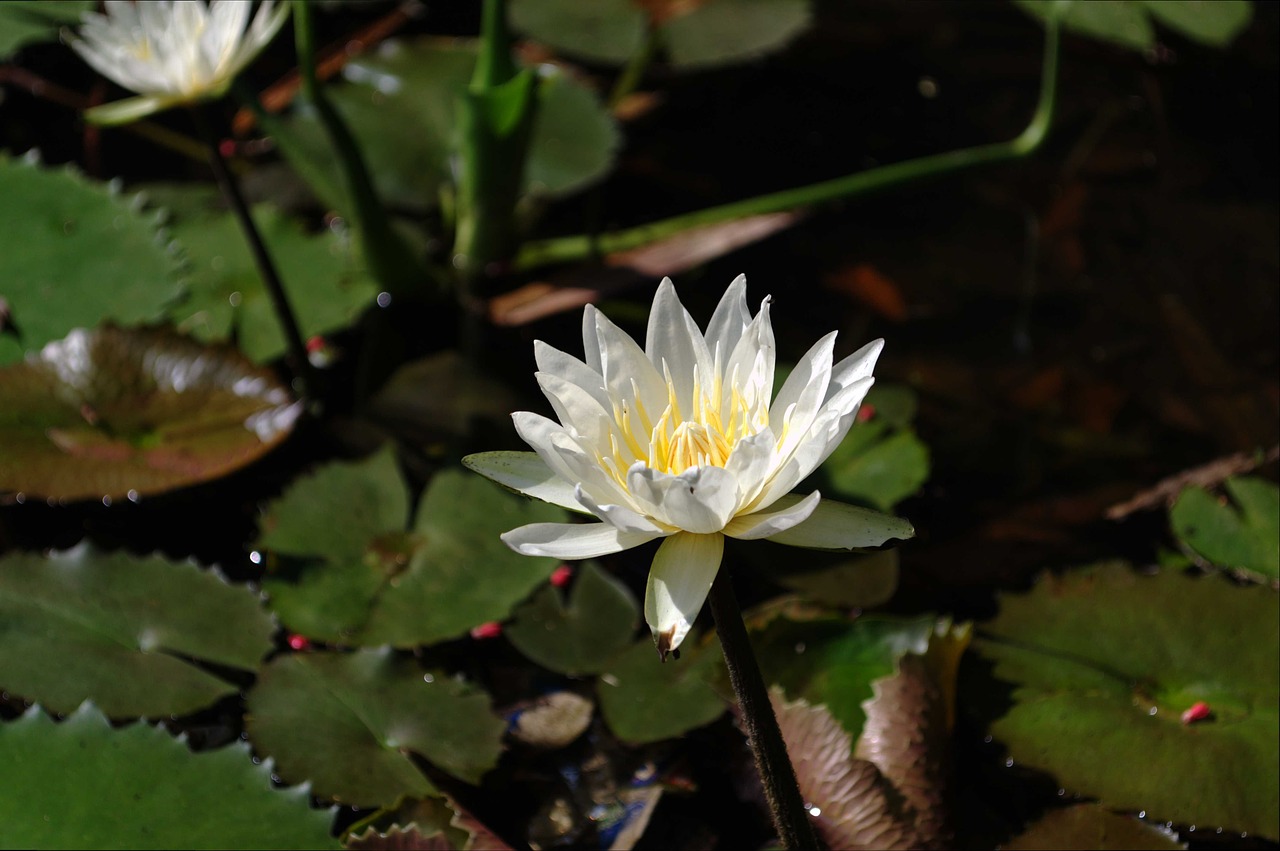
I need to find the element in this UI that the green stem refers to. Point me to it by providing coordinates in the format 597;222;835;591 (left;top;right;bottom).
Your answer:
708;568;819;851
608;23;659;109
191;108;317;403
516;11;1061;271
290;0;425;294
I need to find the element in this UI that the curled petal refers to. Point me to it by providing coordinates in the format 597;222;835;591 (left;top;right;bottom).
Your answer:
764;498;914;550
502;522;661;559
644;532;725;660
724;490;822;540
627;464;739;534
574;485;669;534
534;340;609;408
828;339;883;402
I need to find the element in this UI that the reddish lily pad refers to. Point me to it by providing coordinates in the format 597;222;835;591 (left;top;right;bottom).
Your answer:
971;562;1279;839
0;325;299;501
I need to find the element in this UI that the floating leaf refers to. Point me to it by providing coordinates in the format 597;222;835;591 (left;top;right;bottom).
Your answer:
596;636;726;745
1170;476;1279;580
823;429;929;512
1003;803;1186;850
1014;0;1252;52
0;1;95;59
506;562;640;676
766;550;900;609
260;453;566;647
971;562;1279;839
0;325;299;501
280;39;618;216
0;157;182;366
164;203;380;363
0;704;338;850
247;649;505;807
0;544;275;718
510;0;811;68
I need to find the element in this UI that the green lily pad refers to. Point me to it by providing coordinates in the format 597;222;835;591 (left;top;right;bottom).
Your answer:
510;0;811;69
596;635;726;745
822;428;929;512
763;549;900;609
506;561;640;676
0;157;182;366
280;38;618;216
164;202;379;363
246;649;505;807
0;544;275;718
1003;804;1186;850
1015;0;1252;52
259;450;566;647
0;324;299;501
0;704;339;850
749;612;936;742
0;1;94;59
1170;477;1279;580
971;562;1279;839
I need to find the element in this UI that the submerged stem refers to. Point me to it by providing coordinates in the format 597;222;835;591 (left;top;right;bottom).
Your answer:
191;107;317;403
708;567;819;851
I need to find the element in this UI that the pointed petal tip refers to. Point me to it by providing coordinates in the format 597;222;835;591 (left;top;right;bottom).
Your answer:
653;628;683;662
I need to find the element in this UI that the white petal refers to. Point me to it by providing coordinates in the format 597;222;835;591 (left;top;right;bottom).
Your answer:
536;371;616;450
769;330;836;457
723;428;778;505
502;522;660;559
724;490;821;540
574;485;669;534
534;340;609;408
763;497;914;550
644;532;724;659
627;464;739;534
705;274;750;365
462;451;587;514
724;297;775;420
593;309;667;416
582;304;604;373
84;94;173;125
645;278;713;413
512;412;585;490
828;339;883;402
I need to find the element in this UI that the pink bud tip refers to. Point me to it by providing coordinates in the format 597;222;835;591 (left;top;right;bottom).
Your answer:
1181;701;1212;725
218;139;237;159
856;403;876;422
470;621;502;640
550;565;574;587
306;336;326;353
287;634;310;651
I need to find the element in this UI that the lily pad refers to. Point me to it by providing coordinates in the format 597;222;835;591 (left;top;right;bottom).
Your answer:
0;1;94;59
0;325;299;501
246;649;506;807
0;704;339;850
971;562;1279;839
1170;476;1279;580
1003;804;1186;850
280;38;619;215
259;450;566;647
596;635;726;745
0;157;182;366
0;544;275;718
506;561;640;676
1015;0;1253;52
164;203;380;363
510;0;811;69
765;549;900;609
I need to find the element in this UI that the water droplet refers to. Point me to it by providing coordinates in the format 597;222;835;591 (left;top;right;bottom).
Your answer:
127;489;140;503
983;735;992;744
807;805;822;817
1005;758;1014;768
376;291;392;308
1057;788;1065;796
14;493;25;504
251;756;262;764
1139;811;1146;819
227;288;240;306
917;76;939;99
1188;825;1196;832
249;551;263;565
422;673;435;683
794;642;806;654
1148;706;1158;716
101;495;112;507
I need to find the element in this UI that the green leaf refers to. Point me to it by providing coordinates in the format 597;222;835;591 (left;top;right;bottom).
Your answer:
0;704;338;850
0;1;94;60
823;429;930;512
164;202;379;363
767;550;900;609
260;459;566;647
1170;476;1279;579
246;649;505;807
0;157;182;366
278;39;619;215
596;636;727;744
1002;803;1186;850
749;612;936;742
662;0;812;69
506;562;640;676
1014;0;1252;52
970;562;1279;839
509;0;646;65
0;325;299;501
0;545;275;718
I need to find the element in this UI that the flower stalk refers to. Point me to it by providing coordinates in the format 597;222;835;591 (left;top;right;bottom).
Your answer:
191;107;317;403
709;565;819;850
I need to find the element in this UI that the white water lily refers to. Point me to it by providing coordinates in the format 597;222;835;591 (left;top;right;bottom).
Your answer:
465;276;912;659
70;0;290;126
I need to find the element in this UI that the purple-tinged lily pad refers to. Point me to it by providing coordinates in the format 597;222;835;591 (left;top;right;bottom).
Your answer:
0;325;299;501
971;562;1279;839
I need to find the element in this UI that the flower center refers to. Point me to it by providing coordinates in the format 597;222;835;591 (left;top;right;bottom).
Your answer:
663;420;732;473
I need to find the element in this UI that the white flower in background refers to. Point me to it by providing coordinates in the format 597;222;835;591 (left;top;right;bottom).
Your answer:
70;0;290;125
465;276;912;659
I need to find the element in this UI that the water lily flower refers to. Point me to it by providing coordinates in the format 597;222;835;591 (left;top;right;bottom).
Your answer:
465;276;912;658
70;0;290;126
